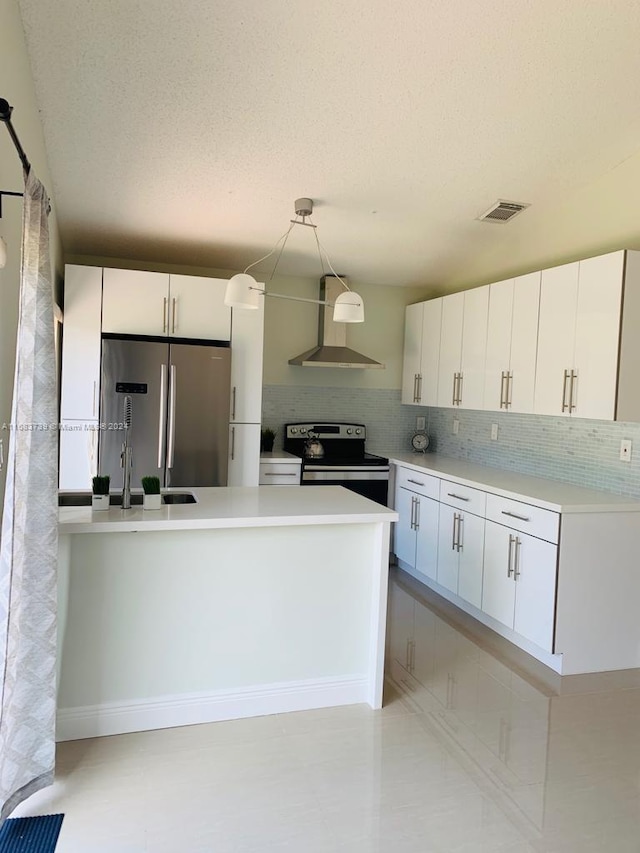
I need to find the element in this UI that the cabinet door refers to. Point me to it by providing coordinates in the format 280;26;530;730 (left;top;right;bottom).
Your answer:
102;268;170;335
513;533;558;652
168;275;231;341
509;271;540;414
437;292;464;407
227;423;260;486
484;278;514;412
456;511;485;610
414;494;439;581
437;503;459;594
60;265;103;420
572;252;624;420
419;299;442;406
394;487;417;569
230;299;264;424
59;421;99;489
401;303;423;405
460;285;489;410
481;520;516;629
534;262;579;417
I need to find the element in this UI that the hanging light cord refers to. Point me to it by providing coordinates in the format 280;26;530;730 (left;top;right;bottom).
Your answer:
242;214;352;292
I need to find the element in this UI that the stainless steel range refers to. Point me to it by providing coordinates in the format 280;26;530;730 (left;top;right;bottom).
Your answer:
284;422;389;506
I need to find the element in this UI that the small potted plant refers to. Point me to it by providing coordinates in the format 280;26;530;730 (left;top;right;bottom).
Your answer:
92;475;110;510
260;427;276;453
141;476;162;510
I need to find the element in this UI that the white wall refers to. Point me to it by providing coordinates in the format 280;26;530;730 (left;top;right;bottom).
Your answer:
0;0;62;509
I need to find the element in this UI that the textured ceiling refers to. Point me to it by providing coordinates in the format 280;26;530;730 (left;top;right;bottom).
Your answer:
15;0;640;288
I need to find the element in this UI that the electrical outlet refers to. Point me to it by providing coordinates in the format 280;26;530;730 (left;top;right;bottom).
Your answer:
416;416;425;431
620;439;632;462
452;419;460;435
491;423;499;441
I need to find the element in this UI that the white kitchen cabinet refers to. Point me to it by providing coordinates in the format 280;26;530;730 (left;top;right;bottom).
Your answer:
484;272;540;413
230;297;264;424
394;468;440;582
401;299;442;406
102;269;231;340
437;292;464;407
60;265;103;421
259;455;301;485
534;252;626;419
436;503;485;609
102;268;171;336
437;287;488;409
227;423;261;486
401;303;424;405
59;421;99;490
167;275;231;340
482;520;557;652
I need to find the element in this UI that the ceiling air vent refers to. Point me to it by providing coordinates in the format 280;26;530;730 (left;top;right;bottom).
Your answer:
477;200;530;223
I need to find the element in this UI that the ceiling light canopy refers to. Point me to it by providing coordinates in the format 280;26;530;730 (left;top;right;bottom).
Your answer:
224;198;365;323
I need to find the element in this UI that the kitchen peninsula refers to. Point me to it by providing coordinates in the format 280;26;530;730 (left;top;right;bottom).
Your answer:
57;486;397;741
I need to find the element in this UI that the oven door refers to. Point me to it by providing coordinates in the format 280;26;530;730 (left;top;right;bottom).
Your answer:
302;465;389;506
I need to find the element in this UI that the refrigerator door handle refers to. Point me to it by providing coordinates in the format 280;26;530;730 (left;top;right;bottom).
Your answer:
167;364;177;468
158;364;167;468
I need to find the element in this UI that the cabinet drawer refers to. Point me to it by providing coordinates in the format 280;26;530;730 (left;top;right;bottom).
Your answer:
439;480;487;516
396;466;439;499
259;462;301;485
485;494;559;544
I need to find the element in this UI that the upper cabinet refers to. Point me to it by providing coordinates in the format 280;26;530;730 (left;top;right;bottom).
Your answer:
102;269;231;340
484;272;540;414
60;265;103;421
402;249;640;423
437;287;489;409
534;251;629;419
401;300;442;406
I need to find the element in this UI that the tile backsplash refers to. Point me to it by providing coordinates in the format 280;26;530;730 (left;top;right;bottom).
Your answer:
262;385;640;498
261;386;417;455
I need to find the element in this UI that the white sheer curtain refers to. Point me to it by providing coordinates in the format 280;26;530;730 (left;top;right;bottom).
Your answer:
0;171;58;821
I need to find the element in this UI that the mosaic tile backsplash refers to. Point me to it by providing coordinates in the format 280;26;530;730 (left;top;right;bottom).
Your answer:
262;385;640;498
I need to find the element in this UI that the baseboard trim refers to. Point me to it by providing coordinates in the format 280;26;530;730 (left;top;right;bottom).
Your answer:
56;674;369;741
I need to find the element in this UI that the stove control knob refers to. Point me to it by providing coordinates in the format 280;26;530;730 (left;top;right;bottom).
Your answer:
290;428;297;435
355;428;362;435
300;428;307;434
346;428;353;435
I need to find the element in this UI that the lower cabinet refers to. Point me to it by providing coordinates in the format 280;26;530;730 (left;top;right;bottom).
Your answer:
436;503;485;609
393;462;560;664
482;520;557;652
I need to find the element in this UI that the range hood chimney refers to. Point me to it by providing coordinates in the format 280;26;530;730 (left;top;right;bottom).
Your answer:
288;276;384;369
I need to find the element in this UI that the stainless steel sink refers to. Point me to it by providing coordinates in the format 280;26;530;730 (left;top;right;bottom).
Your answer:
161;493;197;504
58;491;196;507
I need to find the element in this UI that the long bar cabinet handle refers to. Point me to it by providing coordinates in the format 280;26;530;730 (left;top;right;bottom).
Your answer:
507;534;515;577
513;536;522;579
506;371;513;408
447;492;470;502
163;297;168;333
501;510;530;522
561;369;571;412
569;370;577;413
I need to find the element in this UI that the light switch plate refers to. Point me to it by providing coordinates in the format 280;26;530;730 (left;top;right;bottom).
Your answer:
491;423;499;441
620;439;632;462
453;419;460;435
416;416;425;431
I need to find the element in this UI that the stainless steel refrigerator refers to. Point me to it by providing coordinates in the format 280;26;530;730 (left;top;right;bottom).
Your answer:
99;335;231;489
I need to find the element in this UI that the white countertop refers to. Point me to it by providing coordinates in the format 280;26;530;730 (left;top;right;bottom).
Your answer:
59;485;397;534
390;453;640;513
259;450;301;463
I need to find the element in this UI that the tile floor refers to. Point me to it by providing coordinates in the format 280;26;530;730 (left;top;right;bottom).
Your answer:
14;568;640;852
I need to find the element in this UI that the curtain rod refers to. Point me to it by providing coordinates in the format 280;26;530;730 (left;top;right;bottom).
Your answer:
0;98;32;174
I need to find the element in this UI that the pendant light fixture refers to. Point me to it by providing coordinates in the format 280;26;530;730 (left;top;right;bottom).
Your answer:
224;198;365;323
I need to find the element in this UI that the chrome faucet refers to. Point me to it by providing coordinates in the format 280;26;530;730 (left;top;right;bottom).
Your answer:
121;395;133;509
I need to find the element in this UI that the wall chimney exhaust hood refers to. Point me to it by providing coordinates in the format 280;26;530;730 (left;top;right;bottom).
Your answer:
288;276;384;369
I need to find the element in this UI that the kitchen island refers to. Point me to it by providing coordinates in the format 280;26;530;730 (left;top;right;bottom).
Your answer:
57;486;397;741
